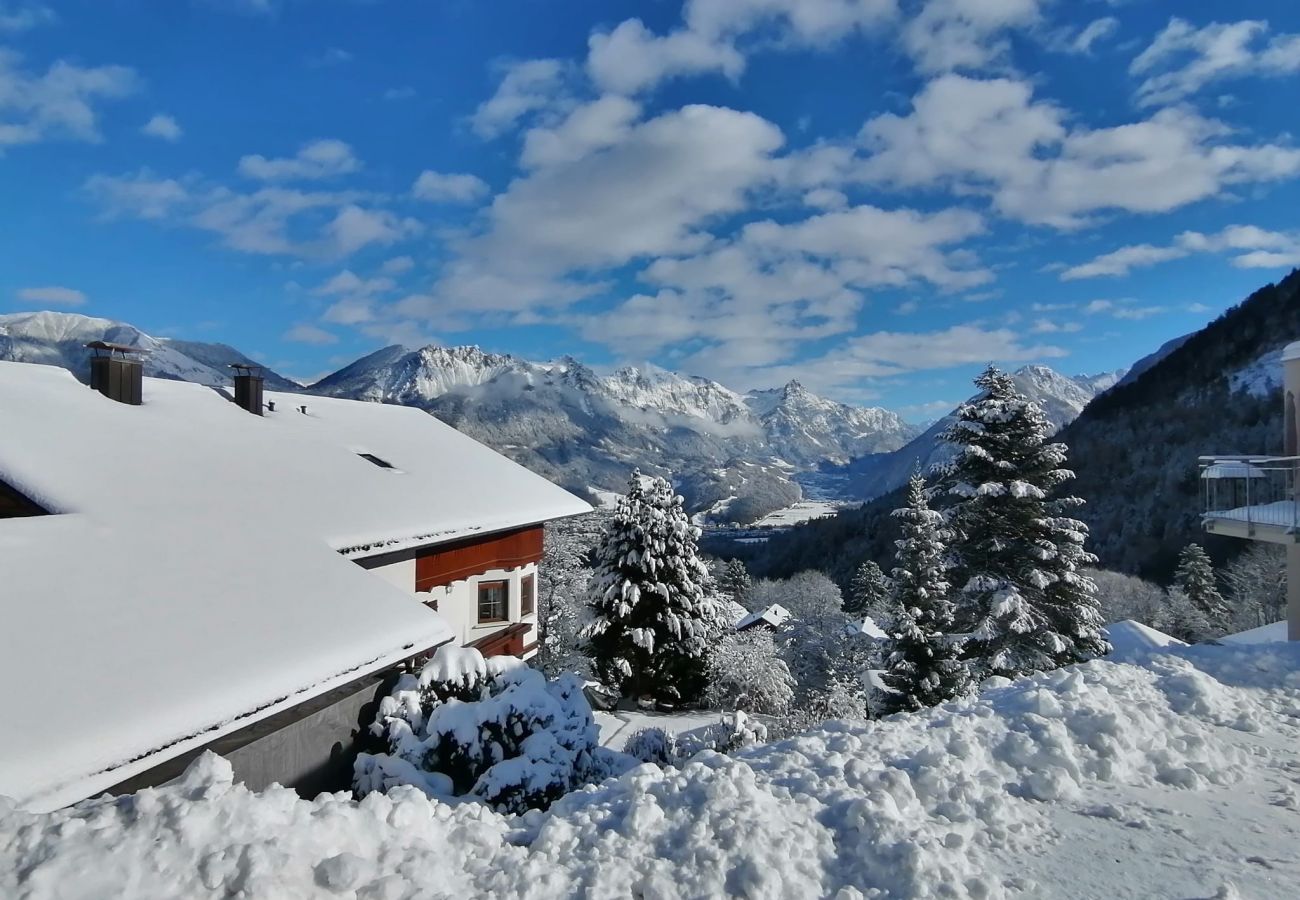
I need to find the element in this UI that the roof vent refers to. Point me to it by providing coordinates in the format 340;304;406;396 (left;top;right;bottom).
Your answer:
357;452;396;470
86;341;146;406
230;363;265;416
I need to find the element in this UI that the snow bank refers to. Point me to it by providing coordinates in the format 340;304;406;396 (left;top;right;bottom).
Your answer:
6;644;1299;898
1104;619;1185;658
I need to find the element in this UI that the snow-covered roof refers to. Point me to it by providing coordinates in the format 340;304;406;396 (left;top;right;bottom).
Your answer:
1281;340;1300;363
735;604;792;631
853;616;889;640
721;599;750;627
1200;460;1266;479
0;361;590;811
1219;621;1288;645
1103;620;1186;658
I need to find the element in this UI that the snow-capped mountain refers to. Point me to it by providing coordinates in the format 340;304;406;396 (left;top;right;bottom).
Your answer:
846;364;1127;500
311;344;919;522
0;311;301;392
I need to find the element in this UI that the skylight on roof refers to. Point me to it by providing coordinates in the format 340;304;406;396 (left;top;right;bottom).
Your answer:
357;453;397;470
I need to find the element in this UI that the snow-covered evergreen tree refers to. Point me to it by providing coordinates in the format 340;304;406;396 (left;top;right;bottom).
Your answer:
879;474;970;713
939;366;1110;678
717;558;753;604
1174;543;1230;633
844;559;894;624
582;470;724;703
704;629;795;716
537;512;609;680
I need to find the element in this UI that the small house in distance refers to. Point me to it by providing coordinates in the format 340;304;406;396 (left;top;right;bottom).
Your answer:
0;355;589;812
1199;340;1300;640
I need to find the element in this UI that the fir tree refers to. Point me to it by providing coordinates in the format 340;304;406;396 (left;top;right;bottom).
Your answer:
583;470;723;703
879;474;970;713
939;366;1110;678
1156;586;1210;643
1174;543;1230;633
844;559;893;623
717;558;753;604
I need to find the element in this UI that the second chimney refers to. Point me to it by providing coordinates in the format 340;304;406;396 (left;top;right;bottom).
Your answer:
230;363;265;416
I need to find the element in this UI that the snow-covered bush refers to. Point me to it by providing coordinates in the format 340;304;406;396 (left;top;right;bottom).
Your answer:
623;727;678;766
355;646;633;813
704;629;795;716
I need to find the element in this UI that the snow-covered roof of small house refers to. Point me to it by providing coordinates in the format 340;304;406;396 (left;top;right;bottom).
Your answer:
1201;460;1267;479
1103;620;1186;658
852;616;889;640
0;361;590;811
721;599;750;627
735;604;792;631
1219;620;1288;645
1281;341;1300;363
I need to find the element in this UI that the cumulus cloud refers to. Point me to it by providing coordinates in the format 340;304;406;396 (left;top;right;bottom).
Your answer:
141;113;182;142
411;170;489;203
14;285;86;307
859;74;1300;227
1131;18;1300;107
238;139;361;181
901;0;1044;74
469;59;572;139
0;49;137;150
84;169;410;258
587;18;745;95
1060;224;1300;279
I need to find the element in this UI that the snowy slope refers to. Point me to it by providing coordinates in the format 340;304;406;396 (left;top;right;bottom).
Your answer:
5;642;1299;898
848;364;1126;500
0;311;299;390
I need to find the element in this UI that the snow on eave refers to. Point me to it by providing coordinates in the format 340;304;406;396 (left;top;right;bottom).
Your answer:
1282;341;1300;363
20;630;453;814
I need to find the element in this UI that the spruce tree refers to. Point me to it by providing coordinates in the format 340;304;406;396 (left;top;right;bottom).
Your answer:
879;474;970;713
1174;543;1229;633
845;559;893;624
583;470;723;703
718;558;753;604
940;366;1110;678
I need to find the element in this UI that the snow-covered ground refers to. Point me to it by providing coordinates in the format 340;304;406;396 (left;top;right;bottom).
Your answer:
4;642;1300;898
751;499;843;527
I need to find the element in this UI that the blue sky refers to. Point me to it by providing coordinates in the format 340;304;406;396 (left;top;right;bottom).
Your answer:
3;0;1300;419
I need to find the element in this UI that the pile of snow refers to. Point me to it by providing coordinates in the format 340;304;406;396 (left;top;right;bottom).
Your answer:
6;643;1300;897
1104;619;1186;658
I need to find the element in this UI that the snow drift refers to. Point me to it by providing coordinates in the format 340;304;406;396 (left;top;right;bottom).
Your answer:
3;643;1299;898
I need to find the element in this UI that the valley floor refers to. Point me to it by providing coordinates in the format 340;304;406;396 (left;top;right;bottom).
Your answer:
3;641;1299;899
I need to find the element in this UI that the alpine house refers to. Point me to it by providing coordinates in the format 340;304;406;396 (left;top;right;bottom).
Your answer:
0;351;589;812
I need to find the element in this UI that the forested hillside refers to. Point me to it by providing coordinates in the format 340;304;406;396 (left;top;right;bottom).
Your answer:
751;269;1300;587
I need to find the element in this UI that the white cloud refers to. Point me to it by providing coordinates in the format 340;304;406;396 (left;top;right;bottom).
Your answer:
1060;243;1189;280
469;59;571;139
1130;18;1300;106
1065;17;1118;55
411;170;489;203
379;255;415;275
1060;224;1300;279
238;139;361;181
282;322;337;345
901;0;1044;74
1031;318;1082;333
1082;298;1167;320
0;49;137;150
520;95;641;169
14;285;86;307
84;169;410;259
0;3;55;32
587;18;745;95
141;113;182;142
859;75;1300;227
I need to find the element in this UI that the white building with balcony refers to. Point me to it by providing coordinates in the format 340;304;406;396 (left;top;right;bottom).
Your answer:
1200;340;1300;640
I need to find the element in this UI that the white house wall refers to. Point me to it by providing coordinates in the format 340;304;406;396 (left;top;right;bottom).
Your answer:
365;557;538;656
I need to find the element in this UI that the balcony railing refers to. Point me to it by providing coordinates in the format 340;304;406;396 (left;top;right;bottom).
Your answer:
1199;455;1300;533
